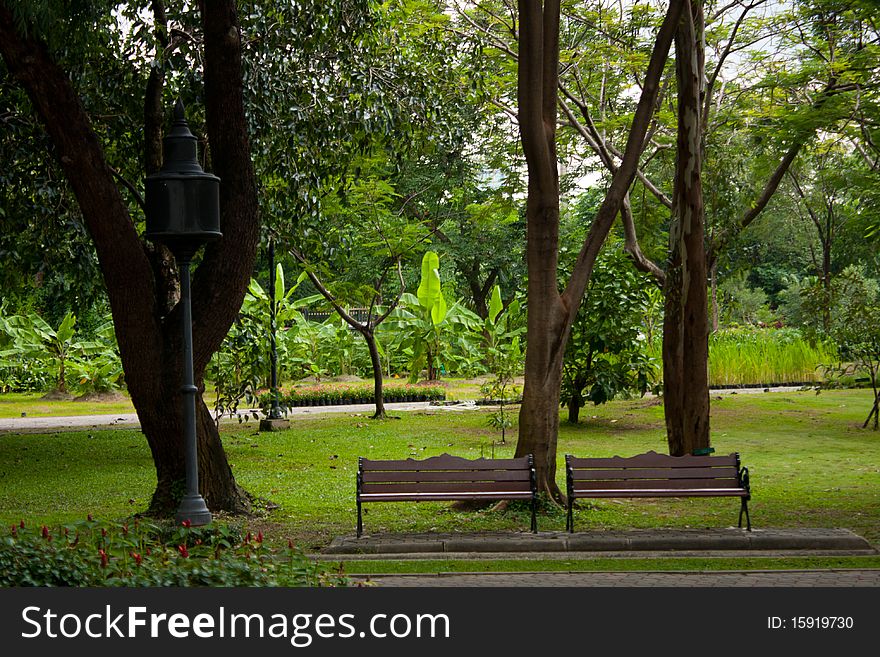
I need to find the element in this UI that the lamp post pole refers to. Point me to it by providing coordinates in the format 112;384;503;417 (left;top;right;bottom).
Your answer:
145;99;220;525
268;240;281;419
260;239;290;431
175;251;212;525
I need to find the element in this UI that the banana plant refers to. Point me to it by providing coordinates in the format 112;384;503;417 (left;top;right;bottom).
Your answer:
2;311;104;393
383;252;482;381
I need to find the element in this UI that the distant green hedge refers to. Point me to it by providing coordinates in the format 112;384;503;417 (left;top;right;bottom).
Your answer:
260;383;446;410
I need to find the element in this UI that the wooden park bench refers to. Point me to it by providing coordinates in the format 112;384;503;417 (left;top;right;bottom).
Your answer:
356;453;538;537
565;450;751;532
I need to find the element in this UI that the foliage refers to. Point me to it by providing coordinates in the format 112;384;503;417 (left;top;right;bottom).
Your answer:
718;273;776;326
0;518;345;587
822;266;880;428
382;252;483;381
0;310;120;394
208;266;321;421
480;284;525;442
561;247;658;423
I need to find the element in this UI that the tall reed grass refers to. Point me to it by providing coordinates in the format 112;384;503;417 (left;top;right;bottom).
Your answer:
708;328;835;386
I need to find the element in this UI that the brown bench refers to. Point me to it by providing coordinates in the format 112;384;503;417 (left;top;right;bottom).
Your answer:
356;453;538;537
565;450;751;532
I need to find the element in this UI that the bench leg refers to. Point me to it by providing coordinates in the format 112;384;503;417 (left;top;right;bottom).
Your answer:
357;500;363;538
739;498;751;531
531;497;538;533
567;497;573;533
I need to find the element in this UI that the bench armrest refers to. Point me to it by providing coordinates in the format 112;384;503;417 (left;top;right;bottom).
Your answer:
739;466;750;497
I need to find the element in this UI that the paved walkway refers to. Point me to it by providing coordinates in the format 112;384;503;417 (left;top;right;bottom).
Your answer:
326;528;874;555
353;569;880;587
0;387;808;433
0;401;441;433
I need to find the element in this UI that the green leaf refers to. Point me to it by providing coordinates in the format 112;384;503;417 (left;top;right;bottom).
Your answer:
56;312;76;344
416;251;442;310
431;293;447;326
488;284;503;325
274;263;285;306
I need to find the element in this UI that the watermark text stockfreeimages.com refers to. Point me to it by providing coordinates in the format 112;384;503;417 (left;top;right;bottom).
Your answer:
21;605;450;647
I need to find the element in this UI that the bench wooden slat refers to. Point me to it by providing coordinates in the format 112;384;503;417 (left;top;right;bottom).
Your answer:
567;451;737;468
569;466;738;481
360;491;535;502
570;489;748;498
362;469;531;483
571;478;742;491
361;480;533;495
362;454;530;471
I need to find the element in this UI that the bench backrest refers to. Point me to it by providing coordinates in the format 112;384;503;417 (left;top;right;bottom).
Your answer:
359;453;535;497
566;450;743;491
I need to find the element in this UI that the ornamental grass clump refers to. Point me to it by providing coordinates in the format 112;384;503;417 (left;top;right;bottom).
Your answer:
709;328;835;386
0;518;347;587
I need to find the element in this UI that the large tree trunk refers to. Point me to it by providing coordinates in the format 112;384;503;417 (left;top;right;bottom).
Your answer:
0;1;256;515
514;0;684;498
663;0;710;457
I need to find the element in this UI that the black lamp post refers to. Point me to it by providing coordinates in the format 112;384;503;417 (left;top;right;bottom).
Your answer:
259;239;290;431
145;99;220;526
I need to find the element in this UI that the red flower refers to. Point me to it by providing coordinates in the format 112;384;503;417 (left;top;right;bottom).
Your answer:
19;520;25;529
256;531;263;544
11;525;17;538
181;520;192;528
87;514;93;522
288;539;294;549
145;548;152;556
244;532;251;544
177;544;189;558
130;552;142;566
99;549;108;568
41;526;49;539
101;528;107;538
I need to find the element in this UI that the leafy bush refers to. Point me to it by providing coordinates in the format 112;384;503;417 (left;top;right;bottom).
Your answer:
0;519;346;587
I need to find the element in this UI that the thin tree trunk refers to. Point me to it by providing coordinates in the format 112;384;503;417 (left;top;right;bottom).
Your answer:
663;0;710;457
364;329;386;419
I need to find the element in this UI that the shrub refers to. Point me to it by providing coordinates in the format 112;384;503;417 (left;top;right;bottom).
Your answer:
0;519;347;587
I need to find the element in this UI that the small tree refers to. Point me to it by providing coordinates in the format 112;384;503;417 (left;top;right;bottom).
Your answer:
480;284;525;443
562;248;657;424
826;267;880;430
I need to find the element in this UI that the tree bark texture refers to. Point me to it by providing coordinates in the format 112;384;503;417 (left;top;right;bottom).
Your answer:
515;0;685;498
662;0;710;457
0;1;256;514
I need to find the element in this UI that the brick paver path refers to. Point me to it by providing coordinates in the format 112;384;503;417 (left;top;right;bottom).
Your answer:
355;569;880;587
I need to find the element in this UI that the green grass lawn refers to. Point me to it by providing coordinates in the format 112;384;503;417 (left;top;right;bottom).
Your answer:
1;389;878;573
0;391;136;418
